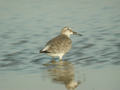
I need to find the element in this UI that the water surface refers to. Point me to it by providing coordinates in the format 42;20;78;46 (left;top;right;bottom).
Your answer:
0;0;120;90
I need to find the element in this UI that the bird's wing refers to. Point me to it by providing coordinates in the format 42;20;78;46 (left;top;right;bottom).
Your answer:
45;35;72;53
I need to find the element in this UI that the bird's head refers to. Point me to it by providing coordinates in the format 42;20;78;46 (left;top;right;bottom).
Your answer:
61;26;82;37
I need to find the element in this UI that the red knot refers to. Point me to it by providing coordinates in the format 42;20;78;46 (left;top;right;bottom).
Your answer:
40;26;82;60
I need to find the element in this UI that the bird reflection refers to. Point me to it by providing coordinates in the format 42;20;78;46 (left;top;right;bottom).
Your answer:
44;60;81;90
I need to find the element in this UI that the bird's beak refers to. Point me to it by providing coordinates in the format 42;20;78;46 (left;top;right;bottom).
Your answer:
73;31;82;36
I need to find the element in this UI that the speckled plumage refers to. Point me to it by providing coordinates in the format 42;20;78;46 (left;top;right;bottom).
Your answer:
46;34;72;54
40;27;82;60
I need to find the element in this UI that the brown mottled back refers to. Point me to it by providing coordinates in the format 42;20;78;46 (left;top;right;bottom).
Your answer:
46;34;72;53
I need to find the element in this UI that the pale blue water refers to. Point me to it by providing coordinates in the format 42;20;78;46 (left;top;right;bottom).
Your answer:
0;0;120;90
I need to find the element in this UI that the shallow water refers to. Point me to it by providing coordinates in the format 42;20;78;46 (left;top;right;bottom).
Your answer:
0;0;120;90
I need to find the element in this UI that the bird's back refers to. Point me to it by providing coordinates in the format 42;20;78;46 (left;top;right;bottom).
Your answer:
46;35;72;54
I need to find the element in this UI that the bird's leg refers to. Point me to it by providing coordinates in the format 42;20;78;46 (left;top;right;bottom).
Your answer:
59;56;63;61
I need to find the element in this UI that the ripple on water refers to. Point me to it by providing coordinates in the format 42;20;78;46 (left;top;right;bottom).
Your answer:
115;42;120;49
12;40;28;45
112;60;120;65
80;43;95;49
0;58;21;68
3;51;23;57
31;57;48;64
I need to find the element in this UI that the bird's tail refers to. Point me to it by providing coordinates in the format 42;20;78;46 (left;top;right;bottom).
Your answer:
40;50;50;53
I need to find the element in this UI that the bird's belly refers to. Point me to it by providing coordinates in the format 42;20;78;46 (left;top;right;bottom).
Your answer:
47;53;64;57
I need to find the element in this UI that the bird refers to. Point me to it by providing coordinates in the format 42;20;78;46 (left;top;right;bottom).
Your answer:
40;26;82;60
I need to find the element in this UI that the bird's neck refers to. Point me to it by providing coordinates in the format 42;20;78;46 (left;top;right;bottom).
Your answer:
61;33;71;37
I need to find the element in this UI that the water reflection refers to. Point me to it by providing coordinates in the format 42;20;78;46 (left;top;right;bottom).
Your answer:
44;60;81;90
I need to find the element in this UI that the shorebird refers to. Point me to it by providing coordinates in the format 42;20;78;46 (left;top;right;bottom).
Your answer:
40;26;82;60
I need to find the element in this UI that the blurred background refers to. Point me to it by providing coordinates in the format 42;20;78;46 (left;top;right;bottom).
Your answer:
0;0;120;90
